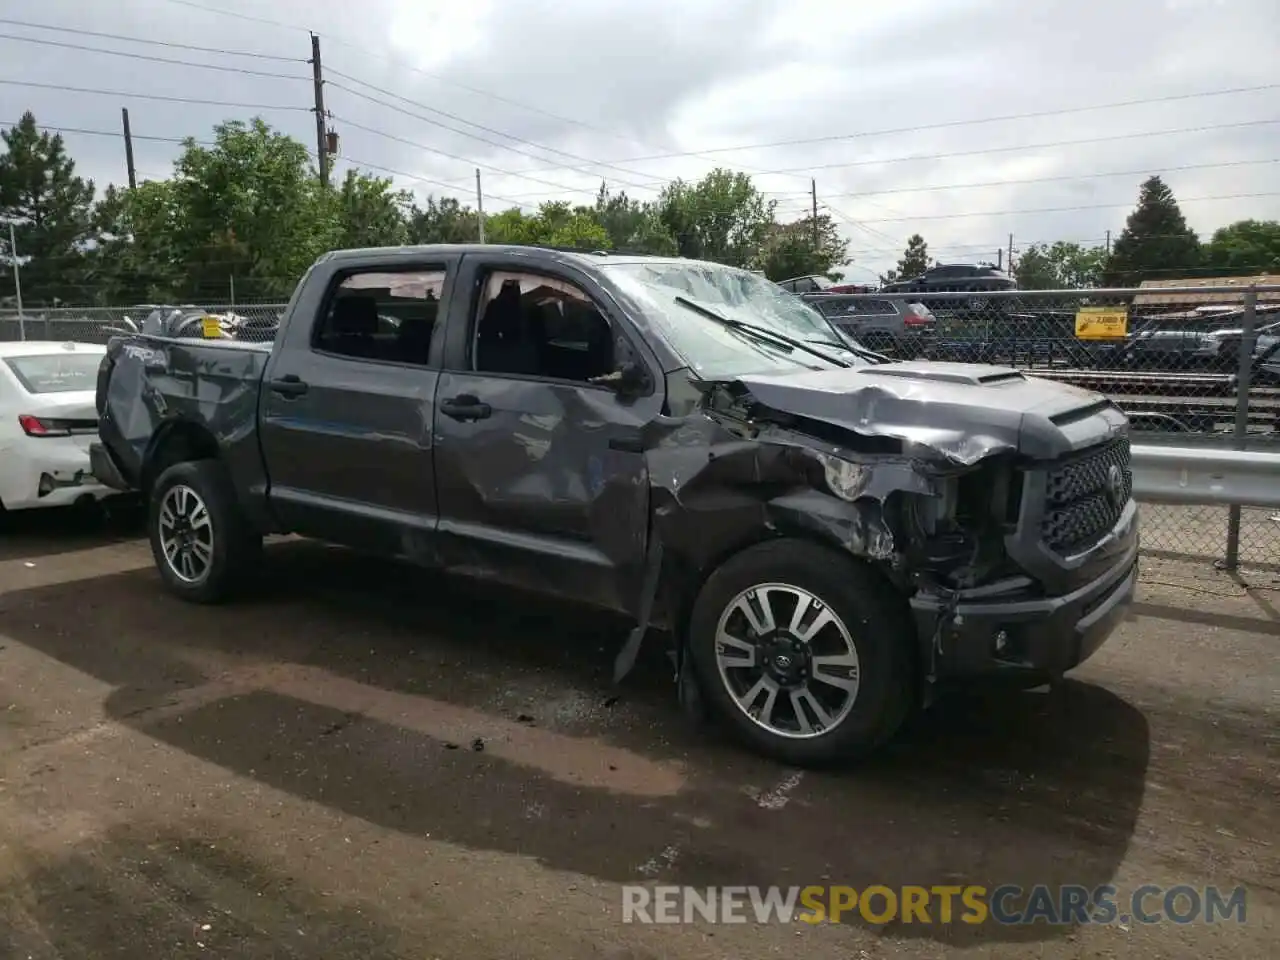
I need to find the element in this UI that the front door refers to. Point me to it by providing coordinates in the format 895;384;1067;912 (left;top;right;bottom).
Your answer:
257;263;452;556
431;257;663;615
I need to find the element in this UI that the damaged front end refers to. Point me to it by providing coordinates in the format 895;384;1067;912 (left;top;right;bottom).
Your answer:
697;379;1029;686
625;362;1138;706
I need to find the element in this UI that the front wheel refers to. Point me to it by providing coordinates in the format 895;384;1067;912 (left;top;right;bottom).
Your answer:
148;460;261;604
688;539;913;766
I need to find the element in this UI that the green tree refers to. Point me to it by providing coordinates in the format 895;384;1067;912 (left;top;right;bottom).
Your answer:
82;181;186;303
880;234;930;284
1103;175;1202;286
657;169;775;267
332;169;410;249
167;117;337;298
592;184;677;254
1014;241;1107;289
0;111;95;305
1202;219;1280;276
759;214;849;280
483;201;611;249
408;196;480;244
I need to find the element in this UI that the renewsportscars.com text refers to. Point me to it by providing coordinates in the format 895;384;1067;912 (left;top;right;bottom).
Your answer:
621;884;1247;926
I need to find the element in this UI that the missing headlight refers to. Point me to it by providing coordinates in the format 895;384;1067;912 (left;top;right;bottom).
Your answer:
817;452;871;502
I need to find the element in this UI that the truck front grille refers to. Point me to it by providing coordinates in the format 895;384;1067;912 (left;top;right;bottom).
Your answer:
1039;436;1132;554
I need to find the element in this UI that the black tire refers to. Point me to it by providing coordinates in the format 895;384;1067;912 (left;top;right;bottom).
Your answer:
148;459;262;604
687;538;913;766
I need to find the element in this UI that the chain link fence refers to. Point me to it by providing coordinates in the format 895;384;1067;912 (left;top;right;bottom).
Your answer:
0;303;287;345
4;284;1279;568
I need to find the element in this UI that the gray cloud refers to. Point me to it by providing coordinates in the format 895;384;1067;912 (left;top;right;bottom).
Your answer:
1;0;1277;278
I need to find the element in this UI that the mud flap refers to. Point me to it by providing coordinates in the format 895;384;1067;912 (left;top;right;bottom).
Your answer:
674;638;710;727
612;539;664;684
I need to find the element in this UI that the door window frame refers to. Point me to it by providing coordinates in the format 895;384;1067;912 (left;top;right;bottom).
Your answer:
446;258;659;398
309;261;454;371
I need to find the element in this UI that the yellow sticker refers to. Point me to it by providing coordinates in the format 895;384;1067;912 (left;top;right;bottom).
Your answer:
1075;306;1128;340
201;316;223;339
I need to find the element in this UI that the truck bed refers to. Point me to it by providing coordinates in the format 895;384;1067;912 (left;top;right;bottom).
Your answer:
95;334;271;494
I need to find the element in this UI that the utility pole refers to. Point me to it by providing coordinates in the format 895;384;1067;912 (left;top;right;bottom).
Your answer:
310;33;329;188
6;220;24;341
810;179;819;249
121;108;137;190
1007;233;1014;274
1105;229;1111;256
996;248;1003;270
475;169;485;243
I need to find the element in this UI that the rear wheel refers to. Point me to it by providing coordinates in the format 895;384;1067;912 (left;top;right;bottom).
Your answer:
148;460;261;603
688;539;913;766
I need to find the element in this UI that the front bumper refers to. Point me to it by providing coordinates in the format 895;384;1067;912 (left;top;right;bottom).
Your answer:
911;539;1139;679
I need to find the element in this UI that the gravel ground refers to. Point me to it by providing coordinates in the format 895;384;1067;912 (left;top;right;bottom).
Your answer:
0;507;1274;959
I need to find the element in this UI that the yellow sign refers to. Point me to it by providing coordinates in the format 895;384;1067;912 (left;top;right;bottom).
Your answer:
1075;306;1128;339
200;316;223;339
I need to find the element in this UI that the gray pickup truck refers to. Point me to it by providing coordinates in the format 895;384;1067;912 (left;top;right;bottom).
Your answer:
91;244;1139;765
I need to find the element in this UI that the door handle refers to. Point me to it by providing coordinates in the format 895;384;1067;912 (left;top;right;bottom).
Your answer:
268;375;308;398
440;394;492;422
608;434;645;453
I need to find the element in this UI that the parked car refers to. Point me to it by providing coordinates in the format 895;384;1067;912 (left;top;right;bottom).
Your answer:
0;341;116;513
776;275;875;295
1121;326;1225;369
1201;317;1280;363
881;263;1017;310
91;245;1138;766
801;294;937;357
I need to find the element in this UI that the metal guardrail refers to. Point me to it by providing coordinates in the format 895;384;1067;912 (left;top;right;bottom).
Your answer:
1132;445;1280;508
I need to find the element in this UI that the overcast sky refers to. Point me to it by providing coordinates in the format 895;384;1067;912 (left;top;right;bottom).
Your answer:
1;0;1277;278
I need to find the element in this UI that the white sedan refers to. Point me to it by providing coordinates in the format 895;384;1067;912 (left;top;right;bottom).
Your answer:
0;341;116;513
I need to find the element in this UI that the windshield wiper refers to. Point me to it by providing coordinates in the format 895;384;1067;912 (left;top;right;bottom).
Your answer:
800;337;889;364
673;296;850;368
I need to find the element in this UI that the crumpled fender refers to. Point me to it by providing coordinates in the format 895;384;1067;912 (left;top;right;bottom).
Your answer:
611;396;960;684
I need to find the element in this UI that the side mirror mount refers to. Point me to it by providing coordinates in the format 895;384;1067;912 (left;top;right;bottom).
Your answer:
590;360;649;396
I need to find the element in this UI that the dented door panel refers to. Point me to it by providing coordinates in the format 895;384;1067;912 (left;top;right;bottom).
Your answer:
432;372;653;614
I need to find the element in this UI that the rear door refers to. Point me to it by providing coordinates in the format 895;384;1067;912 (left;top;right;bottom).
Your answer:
257;257;457;556
430;253;664;615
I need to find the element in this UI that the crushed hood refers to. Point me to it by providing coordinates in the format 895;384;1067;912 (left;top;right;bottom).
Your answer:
727;361;1122;465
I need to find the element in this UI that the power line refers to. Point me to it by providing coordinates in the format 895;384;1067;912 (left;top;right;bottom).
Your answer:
325;73;659;190
332;154;534;209
330;114;602;196
161;0;660;152
0;78;308;112
161;0;308;33
0;118;212;146
154;0;862;196
0;16;301;61
779;157;1280;200
605;82;1280;164
819;202;904;248
757;119;1280;176
0;113;549;207
0;32;307;81
848;192;1280;224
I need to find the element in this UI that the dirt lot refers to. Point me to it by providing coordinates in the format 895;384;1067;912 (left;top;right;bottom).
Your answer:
0;508;1274;959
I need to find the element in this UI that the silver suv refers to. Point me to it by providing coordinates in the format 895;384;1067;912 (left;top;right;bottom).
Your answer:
802;294;937;357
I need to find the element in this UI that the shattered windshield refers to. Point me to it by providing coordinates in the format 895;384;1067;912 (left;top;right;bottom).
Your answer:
602;261;865;378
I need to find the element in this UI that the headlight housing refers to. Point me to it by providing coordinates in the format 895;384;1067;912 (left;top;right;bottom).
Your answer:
818;453;870;501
